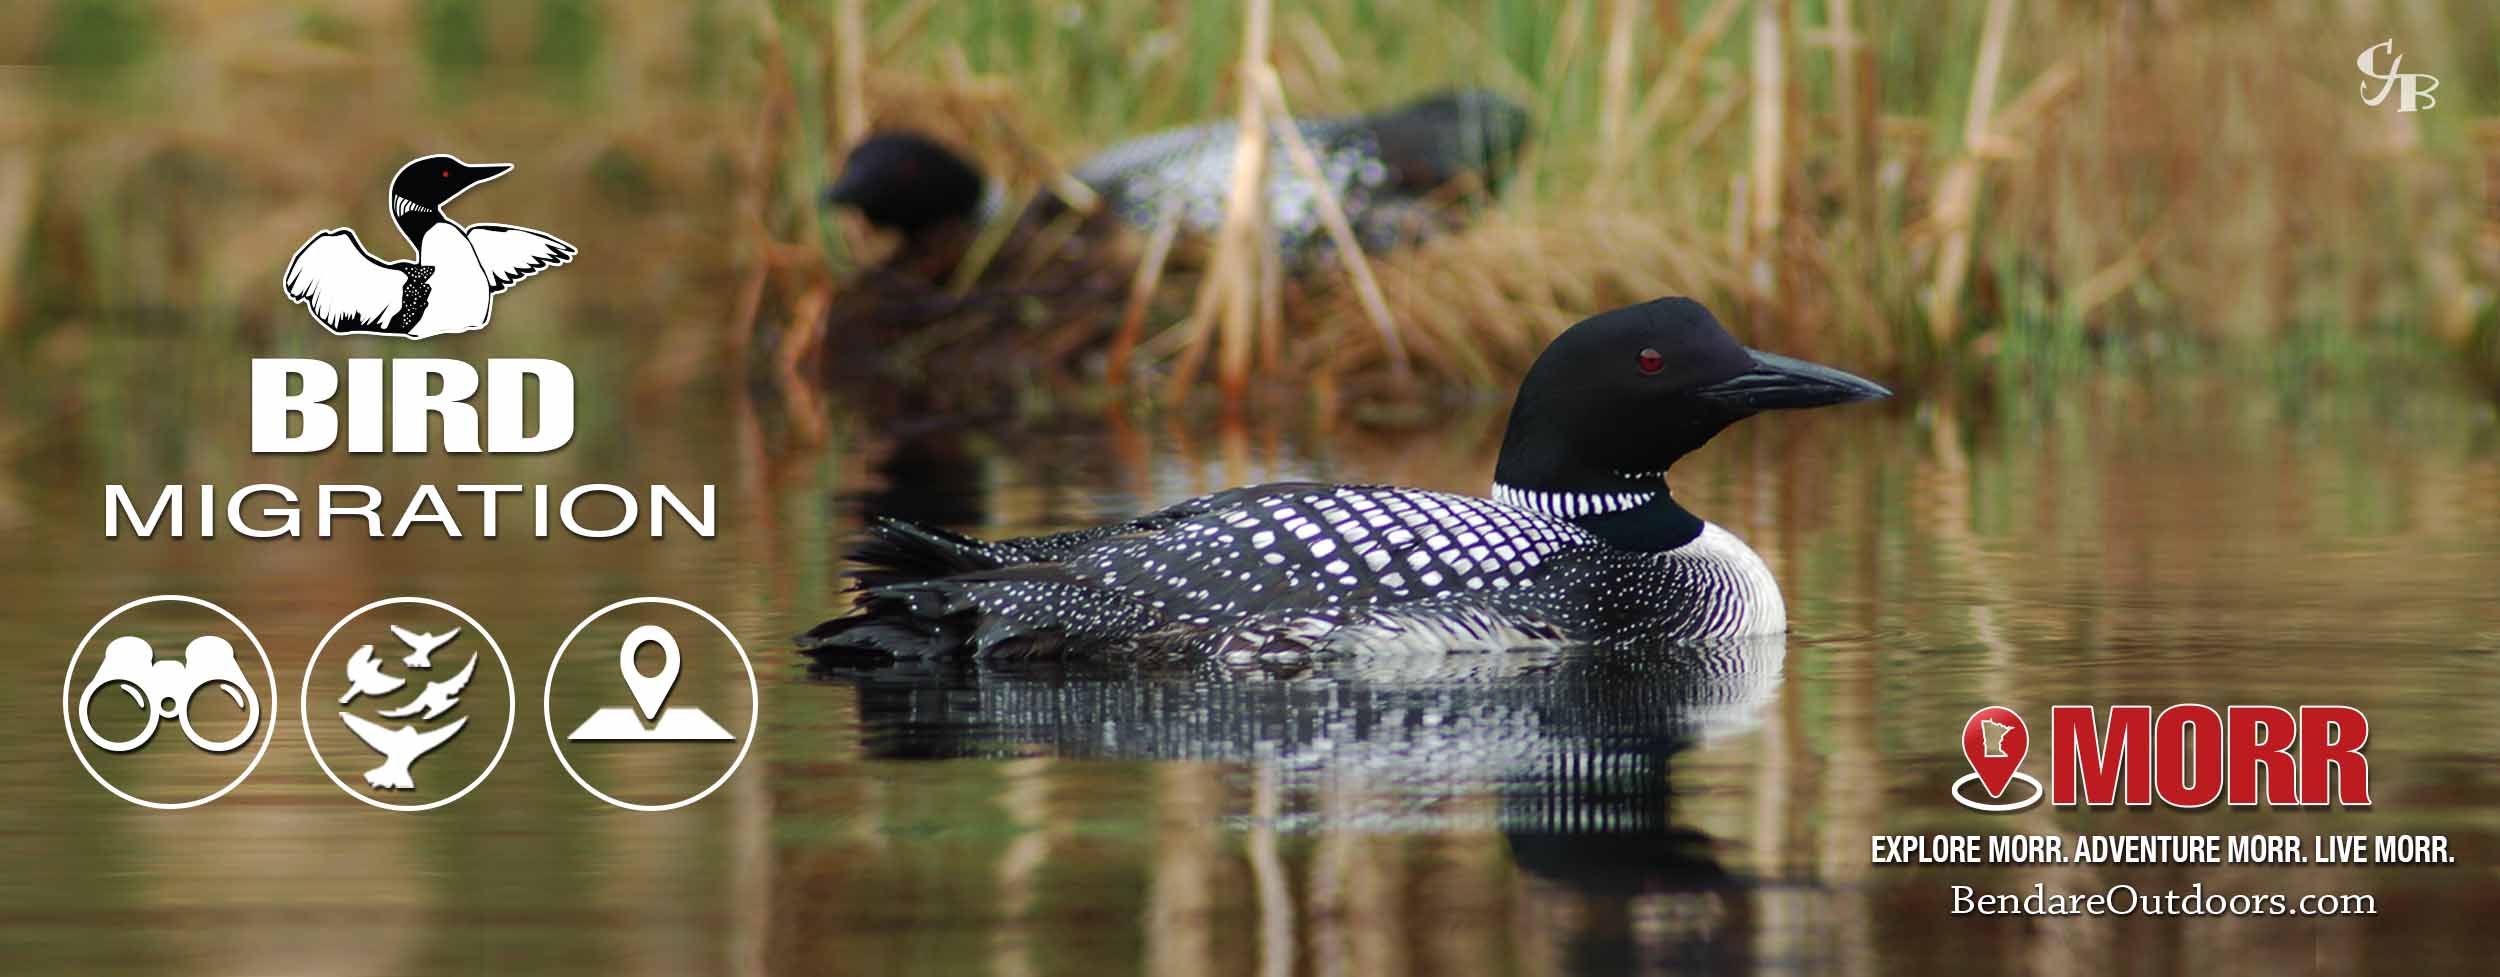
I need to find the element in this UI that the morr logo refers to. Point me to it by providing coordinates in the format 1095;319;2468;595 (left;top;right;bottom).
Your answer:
1952;705;2371;813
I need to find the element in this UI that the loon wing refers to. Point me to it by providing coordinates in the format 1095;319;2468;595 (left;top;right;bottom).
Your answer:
806;483;1337;658
283;229;416;333
801;483;1599;662
464;224;576;293
1073;117;1359;230
801;563;1168;661
1190;600;1571;663
843;483;1330;590
989;483;1334;561
1074;117;1359;191
1070;120;1236;195
799;574;1571;665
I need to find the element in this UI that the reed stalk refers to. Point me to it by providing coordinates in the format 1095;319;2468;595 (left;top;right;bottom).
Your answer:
1827;0;1876;243
832;0;869;148
1110;206;1184;381
1593;0;1639;196
1254;69;1411;386
1926;0;2014;343
0;99;35;335
1625;0;1745;157
1178;0;1279;402
1161;238;1235;403
1746;0;1788;292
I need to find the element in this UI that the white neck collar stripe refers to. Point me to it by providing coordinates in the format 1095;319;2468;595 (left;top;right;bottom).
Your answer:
1490;483;1655;520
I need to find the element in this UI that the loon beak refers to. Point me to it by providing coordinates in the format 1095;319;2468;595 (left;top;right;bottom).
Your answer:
447;162;512;199
821;171;865;209
1696;349;1892;411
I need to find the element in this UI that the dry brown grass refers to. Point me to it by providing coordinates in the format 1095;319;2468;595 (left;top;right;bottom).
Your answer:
780;0;2500;400
6;1;2495;404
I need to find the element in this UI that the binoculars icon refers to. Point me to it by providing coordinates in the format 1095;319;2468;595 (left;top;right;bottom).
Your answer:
76;635;261;754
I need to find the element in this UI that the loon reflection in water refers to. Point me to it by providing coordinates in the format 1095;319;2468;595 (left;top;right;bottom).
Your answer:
815;633;1780;876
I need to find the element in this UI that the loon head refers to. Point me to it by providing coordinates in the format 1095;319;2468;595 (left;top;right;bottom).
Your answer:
1493;297;1889;548
388;154;509;245
822;131;990;235
1363;88;1533;196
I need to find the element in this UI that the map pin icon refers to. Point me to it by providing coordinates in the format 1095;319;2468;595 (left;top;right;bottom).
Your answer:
1961;706;2028;798
620;625;679;723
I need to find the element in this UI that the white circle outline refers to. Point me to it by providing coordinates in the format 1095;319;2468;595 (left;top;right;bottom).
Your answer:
301;597;516;812
543;597;759;813
1951;771;2046;813
62;595;279;810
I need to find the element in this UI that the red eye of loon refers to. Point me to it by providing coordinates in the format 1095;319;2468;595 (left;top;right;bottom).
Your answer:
440;169;449;178
1636;347;1664;375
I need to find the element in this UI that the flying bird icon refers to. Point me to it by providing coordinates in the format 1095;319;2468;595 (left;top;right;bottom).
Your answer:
376;654;476;722
391;625;461;669
337;712;469;790
337;645;407;705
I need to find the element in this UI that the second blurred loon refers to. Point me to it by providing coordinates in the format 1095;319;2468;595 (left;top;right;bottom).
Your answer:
822;88;1531;262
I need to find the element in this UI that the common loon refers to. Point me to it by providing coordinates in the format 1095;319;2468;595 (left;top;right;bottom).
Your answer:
283;155;575;339
796;298;1887;663
822;89;1531;263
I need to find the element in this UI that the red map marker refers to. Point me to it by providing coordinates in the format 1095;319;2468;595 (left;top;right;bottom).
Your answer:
1961;706;2028;798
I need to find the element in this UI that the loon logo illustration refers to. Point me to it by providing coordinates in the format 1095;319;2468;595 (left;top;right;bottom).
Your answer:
282;154;575;339
2356;40;2437;113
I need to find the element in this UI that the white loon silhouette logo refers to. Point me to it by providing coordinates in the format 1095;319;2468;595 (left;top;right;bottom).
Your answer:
282;154;575;339
2356;39;2438;113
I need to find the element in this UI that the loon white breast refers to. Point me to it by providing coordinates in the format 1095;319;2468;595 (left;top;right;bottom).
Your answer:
797;296;1886;663
1489;484;1787;640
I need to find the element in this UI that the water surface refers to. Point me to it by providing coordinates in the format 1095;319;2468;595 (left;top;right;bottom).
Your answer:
6;356;2499;975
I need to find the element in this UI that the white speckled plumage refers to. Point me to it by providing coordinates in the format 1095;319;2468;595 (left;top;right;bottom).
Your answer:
1074;117;1395;259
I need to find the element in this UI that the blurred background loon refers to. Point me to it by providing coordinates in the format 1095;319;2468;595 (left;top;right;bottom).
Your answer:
824;88;1532;268
807;87;1530;396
